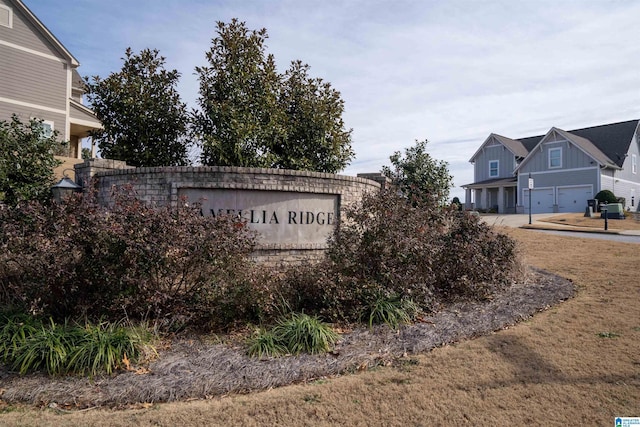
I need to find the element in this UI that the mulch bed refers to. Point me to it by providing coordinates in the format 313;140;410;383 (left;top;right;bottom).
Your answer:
0;267;574;409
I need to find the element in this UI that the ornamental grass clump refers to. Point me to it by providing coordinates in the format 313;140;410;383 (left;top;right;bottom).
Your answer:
366;294;420;329
0;312;154;376
246;328;287;358
66;321;150;376
273;313;339;355
247;313;339;358
11;318;76;375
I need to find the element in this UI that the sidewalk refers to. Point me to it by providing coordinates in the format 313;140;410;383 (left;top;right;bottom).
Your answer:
480;213;640;236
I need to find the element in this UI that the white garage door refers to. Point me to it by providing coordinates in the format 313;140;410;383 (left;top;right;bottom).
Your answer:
557;185;592;213
523;188;555;214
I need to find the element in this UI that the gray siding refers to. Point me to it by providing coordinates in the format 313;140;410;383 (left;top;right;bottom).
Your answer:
525;168;599;189
603;131;640;209
0;102;67;139
0;44;68;110
70;103;98;122
517;167;599;211
473;137;517;182
0;0;62;58
518;140;595;174
616;128;640;182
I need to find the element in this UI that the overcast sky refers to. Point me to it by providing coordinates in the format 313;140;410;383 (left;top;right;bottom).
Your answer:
25;0;640;201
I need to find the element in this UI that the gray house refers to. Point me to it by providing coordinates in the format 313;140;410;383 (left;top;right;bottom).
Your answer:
463;119;640;214
0;0;101;161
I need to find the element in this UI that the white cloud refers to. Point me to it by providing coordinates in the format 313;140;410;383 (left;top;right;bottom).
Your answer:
25;0;640;201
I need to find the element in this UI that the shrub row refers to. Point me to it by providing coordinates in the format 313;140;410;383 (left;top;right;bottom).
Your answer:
1;186;523;336
0;186;256;328
275;190;523;323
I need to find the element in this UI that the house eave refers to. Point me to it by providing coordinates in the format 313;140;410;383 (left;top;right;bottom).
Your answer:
10;0;80;67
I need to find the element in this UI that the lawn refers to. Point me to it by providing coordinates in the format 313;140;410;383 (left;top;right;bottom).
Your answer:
1;227;638;426
538;212;640;231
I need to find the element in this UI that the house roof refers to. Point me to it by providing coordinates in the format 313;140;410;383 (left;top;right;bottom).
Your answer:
9;0;80;67
480;119;638;171
492;134;529;158
513;119;639;172
462;176;517;189
469;133;528;162
565;119;639;168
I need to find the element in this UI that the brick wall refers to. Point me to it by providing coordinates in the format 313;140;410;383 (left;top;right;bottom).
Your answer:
74;160;381;264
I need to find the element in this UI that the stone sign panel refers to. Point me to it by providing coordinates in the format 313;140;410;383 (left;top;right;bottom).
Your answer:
178;188;339;247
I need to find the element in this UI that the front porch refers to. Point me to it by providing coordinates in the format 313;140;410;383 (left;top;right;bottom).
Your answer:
462;177;518;214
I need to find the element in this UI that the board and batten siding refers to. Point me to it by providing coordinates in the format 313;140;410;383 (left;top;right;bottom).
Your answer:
517;140;597;174
473;138;517;182
0;0;62;58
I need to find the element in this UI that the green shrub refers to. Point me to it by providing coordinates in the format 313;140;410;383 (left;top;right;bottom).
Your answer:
272;313;339;355
11;318;76;375
0;313;153;376
246;328;287;358
595;190;617;205
66;321;149;376
366;295;419;329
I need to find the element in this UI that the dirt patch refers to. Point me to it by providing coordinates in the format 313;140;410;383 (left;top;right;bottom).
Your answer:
0;268;573;409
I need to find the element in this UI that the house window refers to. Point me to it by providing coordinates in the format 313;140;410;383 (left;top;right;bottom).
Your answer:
40;120;54;138
549;148;562;168
489;160;499;177
633;154;637;174
0;5;12;28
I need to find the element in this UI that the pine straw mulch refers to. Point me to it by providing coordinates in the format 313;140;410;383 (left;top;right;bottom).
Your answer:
0;266;574;410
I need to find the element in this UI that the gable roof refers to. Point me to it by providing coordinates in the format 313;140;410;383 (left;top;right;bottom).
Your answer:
469;133;528;162
566;119;639;167
8;0;79;67
554;127;618;168
513;120;639;172
492;134;529;158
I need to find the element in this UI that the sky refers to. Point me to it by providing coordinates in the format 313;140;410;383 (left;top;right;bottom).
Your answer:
24;0;640;201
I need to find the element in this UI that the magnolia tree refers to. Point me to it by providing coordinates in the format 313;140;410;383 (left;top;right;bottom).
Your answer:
192;19;354;173
86;48;191;167
382;139;453;206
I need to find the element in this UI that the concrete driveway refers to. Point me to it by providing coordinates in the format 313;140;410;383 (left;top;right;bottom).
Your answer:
480;213;564;228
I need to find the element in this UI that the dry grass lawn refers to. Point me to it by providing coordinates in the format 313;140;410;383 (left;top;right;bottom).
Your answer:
539;212;640;231
1;228;639;426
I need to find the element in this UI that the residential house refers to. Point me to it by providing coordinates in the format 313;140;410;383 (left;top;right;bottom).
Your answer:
463;119;640;214
0;0;101;178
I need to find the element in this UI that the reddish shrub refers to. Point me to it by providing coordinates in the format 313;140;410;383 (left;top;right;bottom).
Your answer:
0;187;256;328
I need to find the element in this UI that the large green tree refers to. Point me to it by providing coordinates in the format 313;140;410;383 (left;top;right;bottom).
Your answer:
193;19;354;172
0;115;62;206
192;19;281;167
382;139;453;206
274;60;353;172
86;48;190;167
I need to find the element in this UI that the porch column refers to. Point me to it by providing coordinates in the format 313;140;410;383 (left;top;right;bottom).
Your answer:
484;188;490;211
497;186;505;214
